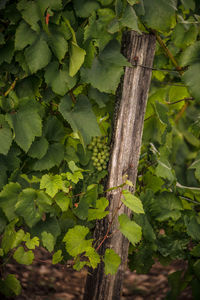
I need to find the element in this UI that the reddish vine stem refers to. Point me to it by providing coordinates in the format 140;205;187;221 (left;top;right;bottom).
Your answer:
69;90;76;103
95;191;123;252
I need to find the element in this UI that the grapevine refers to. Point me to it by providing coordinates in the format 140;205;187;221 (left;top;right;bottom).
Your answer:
0;0;200;298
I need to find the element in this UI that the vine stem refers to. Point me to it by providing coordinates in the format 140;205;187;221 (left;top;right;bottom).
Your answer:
152;30;183;75
175;102;188;122
95;192;123;252
4;78;18;97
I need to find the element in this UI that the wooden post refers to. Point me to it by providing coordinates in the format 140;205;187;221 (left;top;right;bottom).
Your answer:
83;31;156;300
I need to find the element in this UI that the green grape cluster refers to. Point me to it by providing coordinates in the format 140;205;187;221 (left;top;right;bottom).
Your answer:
88;136;110;171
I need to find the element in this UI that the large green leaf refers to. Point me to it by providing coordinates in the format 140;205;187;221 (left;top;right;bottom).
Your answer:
54;192;70;212
184;216;200;240
37;0;62;14
81;40;129;93
6;107;42;152
48;28;68;62
25;37;52;74
15;188;42;227
0;41;14;65
73;0;100;18
88;197;109;221
31;216;61;243
183;64;200;101
150;192;183;222
0;183;21;221
0;274;21;297
17;0;40;32
141;0;176;32
43;116;65;142
171;23;198;49
118;214;142;245
119;5;140;32
180;41;200;67
45;61;76;96
28;137;49;159
121;190;144;214
33;143;64;171
63;225;93;256
0;115;12;155
84;10;116;50
15;21;37;50
103;249;121;275
13;247;34;265
40;174;63;198
1;223;25;254
59;95;100;145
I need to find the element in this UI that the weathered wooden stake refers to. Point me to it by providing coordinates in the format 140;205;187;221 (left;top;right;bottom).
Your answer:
83;31;156;300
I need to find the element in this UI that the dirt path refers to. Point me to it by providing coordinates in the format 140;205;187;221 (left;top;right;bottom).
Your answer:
2;248;192;300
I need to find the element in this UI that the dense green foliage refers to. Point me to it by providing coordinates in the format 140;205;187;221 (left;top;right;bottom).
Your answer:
0;0;200;298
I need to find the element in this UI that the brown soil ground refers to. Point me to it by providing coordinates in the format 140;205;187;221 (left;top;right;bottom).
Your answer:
2;248;193;300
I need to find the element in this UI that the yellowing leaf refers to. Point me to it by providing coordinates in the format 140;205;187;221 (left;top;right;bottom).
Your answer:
69;41;86;77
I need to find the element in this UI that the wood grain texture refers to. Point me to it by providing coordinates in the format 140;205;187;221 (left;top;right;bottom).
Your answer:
83;31;156;300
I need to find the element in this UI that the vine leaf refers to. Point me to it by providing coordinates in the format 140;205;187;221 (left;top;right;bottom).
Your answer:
24;37;52;74
54;192;70;212
6;107;42;153
37;0;63;14
52;250;63;264
28;137;49;159
0;183;21;221
118;214;142;245
32;143;64;171
183;64;200;101
73;0;100;18
15;188;42;228
121;190;144;214
63;225;93;256
40;174;64;198
1;225;25;254
48;30;68;62
45;61;77;96
184;216;200;241
103;249;121;275
0;115;12;155
15;21;37;51
17;0;40;32
88;197;109;221
0;274;21;297
81;40;130;93
23;233;39;250
140;0;176;32
120;5;140;32
13;247;34;265
41;231;55;252
59;95;100;145
69;41;86;77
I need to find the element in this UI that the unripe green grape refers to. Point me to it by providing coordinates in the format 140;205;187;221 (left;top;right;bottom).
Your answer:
97;166;102;171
